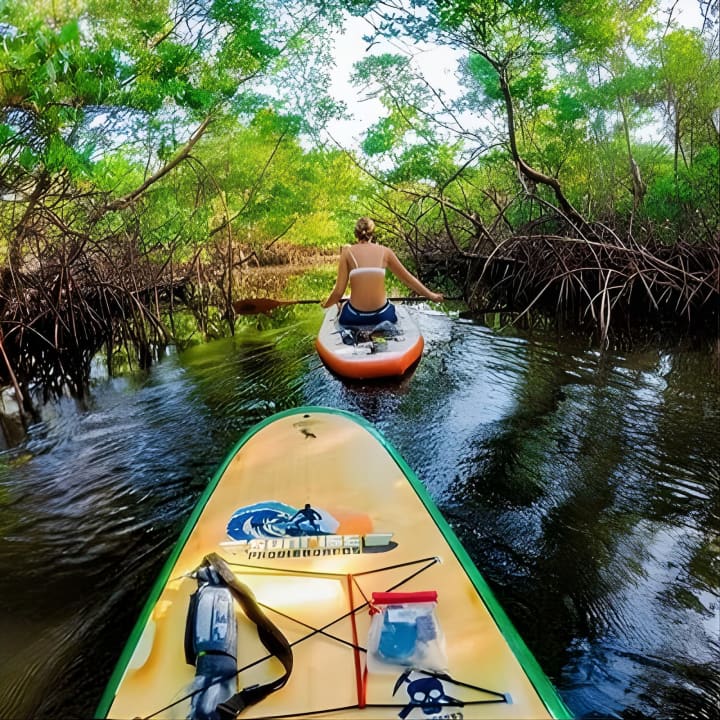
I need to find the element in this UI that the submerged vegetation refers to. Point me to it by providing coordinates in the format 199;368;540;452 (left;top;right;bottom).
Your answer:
0;0;718;425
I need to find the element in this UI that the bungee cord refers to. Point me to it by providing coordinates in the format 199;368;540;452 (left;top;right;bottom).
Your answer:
140;554;509;719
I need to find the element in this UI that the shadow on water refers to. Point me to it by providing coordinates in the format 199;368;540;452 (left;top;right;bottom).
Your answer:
0;305;718;719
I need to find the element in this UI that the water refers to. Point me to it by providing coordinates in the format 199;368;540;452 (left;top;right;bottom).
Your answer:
0;307;718;719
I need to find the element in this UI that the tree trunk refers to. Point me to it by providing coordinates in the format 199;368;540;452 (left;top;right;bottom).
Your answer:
495;63;591;235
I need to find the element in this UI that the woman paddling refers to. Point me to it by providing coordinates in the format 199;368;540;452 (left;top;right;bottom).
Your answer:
322;217;443;326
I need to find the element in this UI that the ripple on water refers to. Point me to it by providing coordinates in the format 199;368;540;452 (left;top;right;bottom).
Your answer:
0;310;717;718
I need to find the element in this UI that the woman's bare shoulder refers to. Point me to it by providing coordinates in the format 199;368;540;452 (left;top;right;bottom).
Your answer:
383;245;400;264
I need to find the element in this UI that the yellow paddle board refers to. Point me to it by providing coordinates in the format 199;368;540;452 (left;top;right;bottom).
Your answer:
97;407;571;720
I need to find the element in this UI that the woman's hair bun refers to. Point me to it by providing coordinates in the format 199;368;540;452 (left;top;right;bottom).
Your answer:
354;216;375;240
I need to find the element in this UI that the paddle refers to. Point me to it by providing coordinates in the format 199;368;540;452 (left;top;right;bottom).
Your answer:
232;296;460;316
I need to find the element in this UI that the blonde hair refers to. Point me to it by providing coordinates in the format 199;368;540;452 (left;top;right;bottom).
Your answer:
354;217;375;242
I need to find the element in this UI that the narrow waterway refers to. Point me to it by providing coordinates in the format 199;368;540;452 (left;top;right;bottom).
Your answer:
0;306;718;719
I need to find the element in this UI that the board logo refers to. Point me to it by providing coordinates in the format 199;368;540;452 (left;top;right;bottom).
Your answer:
223;500;396;558
394;671;463;719
226;501;339;541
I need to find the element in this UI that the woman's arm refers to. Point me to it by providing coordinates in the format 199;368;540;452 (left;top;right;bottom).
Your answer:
322;247;351;308
385;248;444;303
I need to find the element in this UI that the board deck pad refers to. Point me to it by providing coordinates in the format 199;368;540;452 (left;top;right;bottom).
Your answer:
99;408;570;720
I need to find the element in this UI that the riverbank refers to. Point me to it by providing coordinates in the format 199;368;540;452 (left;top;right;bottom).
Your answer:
2;233;718;448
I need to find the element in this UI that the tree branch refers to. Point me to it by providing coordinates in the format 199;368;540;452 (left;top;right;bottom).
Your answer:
91;115;214;220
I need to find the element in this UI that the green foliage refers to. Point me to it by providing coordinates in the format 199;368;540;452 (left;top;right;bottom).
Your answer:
643;147;720;241
466;54;502;102
158;113;367;259
0;0;352;258
652;28;720;160
283;265;337;298
210;0;278;68
387;143;460;184
555;91;585;125
362;111;416;155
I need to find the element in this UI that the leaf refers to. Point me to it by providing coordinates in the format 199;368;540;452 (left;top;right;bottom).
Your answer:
0;123;13;144
45;135;68;171
44;57;56;83
18;146;38;171
58;19;79;45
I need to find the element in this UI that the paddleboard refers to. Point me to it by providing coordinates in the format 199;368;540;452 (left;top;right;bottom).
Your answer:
315;304;424;379
97;407;571;720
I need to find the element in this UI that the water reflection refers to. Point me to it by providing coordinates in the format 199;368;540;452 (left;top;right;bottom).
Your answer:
0;305;717;719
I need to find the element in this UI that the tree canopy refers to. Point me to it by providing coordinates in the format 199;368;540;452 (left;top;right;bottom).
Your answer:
0;0;718;409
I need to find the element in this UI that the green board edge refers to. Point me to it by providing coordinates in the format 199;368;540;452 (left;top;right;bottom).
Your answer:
96;405;572;719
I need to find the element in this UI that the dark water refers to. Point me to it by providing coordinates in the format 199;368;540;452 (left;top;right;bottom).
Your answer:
0;306;718;719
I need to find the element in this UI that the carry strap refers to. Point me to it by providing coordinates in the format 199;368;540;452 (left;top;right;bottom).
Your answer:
199;553;293;719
